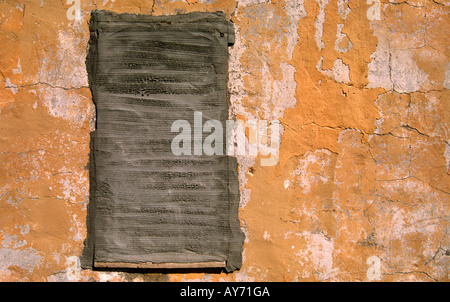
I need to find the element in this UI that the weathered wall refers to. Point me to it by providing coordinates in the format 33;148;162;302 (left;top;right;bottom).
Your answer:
0;0;448;281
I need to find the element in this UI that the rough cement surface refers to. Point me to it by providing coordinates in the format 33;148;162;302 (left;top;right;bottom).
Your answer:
83;10;243;272
0;0;448;281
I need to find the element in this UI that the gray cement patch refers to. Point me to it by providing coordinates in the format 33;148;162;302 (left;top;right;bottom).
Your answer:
81;10;243;272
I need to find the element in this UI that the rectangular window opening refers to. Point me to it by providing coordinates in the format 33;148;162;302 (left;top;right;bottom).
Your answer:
81;10;244;272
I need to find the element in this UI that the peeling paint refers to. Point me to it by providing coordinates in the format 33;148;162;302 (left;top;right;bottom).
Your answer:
38;86;94;126
295;231;336;281
317;57;351;83
445;143;450;173
314;0;328;52
390;48;428;93
445;63;450;89
5;77;18;94
335;23;353;53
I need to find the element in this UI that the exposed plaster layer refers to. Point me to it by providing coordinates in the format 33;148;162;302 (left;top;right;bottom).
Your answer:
367;1;449;92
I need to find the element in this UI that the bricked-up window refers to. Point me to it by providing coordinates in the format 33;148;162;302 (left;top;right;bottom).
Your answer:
81;11;244;272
